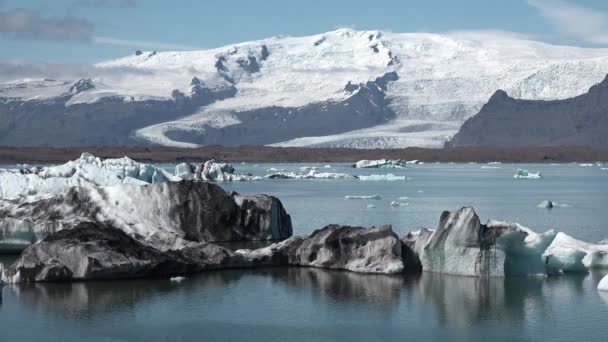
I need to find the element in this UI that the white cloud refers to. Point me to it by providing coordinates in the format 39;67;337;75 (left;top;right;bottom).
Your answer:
93;36;200;50
528;0;608;44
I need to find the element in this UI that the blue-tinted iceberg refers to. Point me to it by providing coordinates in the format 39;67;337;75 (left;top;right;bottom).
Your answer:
543;232;608;273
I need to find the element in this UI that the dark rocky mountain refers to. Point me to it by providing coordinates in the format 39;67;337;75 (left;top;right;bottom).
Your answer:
447;75;608;148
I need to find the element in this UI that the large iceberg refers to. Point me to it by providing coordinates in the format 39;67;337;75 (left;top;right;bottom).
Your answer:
0;180;292;252
353;159;409;169
0;153;177;199
543;232;608;273
513;169;543;179
415;207;556;276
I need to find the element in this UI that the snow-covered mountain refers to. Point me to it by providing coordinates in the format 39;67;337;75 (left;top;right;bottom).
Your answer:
2;28;608;148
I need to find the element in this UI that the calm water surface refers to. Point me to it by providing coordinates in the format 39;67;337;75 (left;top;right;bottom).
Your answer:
1;162;607;341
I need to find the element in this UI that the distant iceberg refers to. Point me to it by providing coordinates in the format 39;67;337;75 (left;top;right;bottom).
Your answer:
537;200;570;209
176;159;261;182
579;163;594;167
513;169;542;179
345;195;382;200
353;159;409;168
390;201;408;207
359;174;406;181
0;152;176;199
266;170;357;180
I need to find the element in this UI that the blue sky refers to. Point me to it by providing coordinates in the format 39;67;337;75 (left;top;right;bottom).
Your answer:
1;0;608;63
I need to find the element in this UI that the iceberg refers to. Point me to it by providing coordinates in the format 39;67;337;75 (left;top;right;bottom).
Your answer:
266;170;357;180
390;201;408;207
417;207;556;277
599;274;608;291
579;163;594;167
0;180;293;252
353;159;409;169
345;195;382;200
366;204;376;209
543;232;608;273
359;174;406;181
513;169;542;179
175;159;260;182
170;276;187;283
537;200;570;209
0;152;176;199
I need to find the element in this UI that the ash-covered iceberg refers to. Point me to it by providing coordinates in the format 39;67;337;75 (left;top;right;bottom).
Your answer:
0;180;292;252
416;207;556;277
513;169;542;179
353;159;409;169
543;232;608;273
0;153;177;199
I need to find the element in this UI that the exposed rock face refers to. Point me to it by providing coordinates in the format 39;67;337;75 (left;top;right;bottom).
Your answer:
0;180;292;251
240;224;405;274
416;207;555;277
447;76;608;148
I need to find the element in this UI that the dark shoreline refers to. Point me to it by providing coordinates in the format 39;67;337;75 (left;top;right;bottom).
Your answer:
0;145;607;164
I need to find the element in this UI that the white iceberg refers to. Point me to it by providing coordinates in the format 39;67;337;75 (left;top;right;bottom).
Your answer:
323;165;332;168
366;204;376;209
358;174;406;181
0;152;176;199
488;161;502;165
513;169;542;179
579;163;594;167
543;232;608;273
598;274;608;291
353;159;408;169
170;276;187;283
345;195;382;200
481;166;501;169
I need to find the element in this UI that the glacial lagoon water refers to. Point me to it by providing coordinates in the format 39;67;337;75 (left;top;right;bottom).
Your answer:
1;162;608;341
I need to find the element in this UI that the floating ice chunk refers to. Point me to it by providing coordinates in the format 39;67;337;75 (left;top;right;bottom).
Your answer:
398;196;409;200
299;166;318;171
170;276;186;283
481;166;501;169
579;163;594;167
176;160;260;182
599;274;608;291
390;201;408;207
513;169;542;179
0;153;177;199
345;195;382;200
537;200;570;209
266;167;285;172
366;204;376;209
543;232;608;273
353;159;408;168
359;174;406;181
323;165;332;168
488;161;502;165
417;190;424;193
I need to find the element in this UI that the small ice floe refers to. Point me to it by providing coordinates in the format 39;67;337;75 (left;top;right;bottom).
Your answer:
579;163;594;167
170;276;186;283
358;174;406;181
397;196;409;200
299;166;318;171
266;168;285;172
266;170;356;179
345;195;382;200
366;204;376;209
417;190;424;193
513;169;542;179
537;200;570;209
253;164;259;167
481;166;501;169
488;161;502;165
390;201;408;207
601;168;608;171
323;165;332;168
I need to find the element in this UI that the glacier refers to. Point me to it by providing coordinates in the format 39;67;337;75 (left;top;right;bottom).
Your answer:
5;29;608;148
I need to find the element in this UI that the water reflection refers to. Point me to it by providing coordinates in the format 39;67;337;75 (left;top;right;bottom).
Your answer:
5;268;608;327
